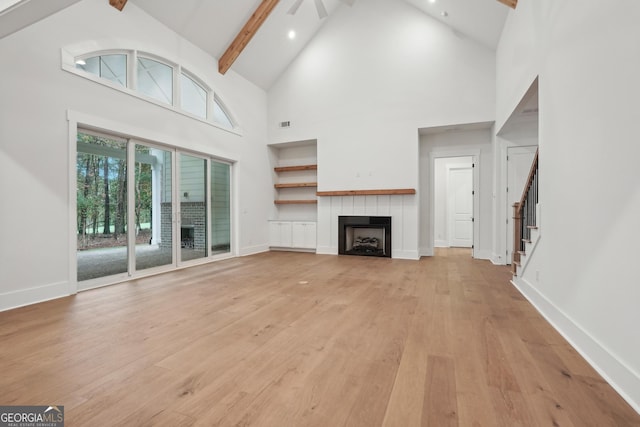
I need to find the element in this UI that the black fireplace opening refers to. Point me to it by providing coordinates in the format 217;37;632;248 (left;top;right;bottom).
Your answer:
181;225;195;249
338;216;391;258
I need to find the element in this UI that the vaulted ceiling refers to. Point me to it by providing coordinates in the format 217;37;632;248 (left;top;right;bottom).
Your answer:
131;0;511;89
0;0;512;91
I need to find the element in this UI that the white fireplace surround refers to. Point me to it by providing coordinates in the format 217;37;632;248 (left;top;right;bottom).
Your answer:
316;194;419;260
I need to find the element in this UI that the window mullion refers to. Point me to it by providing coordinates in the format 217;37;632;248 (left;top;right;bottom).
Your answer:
174;64;181;109
130;50;138;90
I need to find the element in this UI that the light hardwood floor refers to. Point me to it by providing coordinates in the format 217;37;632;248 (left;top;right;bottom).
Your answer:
1;249;638;426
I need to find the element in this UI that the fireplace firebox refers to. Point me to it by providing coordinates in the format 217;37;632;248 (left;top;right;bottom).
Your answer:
338;216;391;258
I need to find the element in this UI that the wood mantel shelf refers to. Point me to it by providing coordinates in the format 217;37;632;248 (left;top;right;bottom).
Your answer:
274;165;317;172
274;182;318;189
316;188;416;197
274;200;318;205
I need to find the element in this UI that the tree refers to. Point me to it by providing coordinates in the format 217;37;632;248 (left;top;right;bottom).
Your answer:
114;159;127;238
103;157;111;235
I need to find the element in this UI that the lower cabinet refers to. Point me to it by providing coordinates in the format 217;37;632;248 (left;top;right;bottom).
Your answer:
269;221;292;247
269;221;316;250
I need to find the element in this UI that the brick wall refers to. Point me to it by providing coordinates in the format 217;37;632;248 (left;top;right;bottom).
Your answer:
161;202;207;250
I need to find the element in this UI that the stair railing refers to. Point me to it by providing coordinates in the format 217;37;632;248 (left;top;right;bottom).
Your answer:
512;149;539;274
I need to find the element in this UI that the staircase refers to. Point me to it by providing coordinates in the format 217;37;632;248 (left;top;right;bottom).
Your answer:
512;149;539;277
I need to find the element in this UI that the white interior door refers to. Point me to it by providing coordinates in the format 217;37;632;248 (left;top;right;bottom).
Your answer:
506;146;537;263
448;167;473;248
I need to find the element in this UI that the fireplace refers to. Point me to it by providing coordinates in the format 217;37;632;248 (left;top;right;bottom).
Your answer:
181;225;195;248
338;216;391;258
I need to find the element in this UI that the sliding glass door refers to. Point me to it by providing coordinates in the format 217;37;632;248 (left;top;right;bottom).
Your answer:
76;133;128;282
134;144;174;272
76;130;232;287
211;160;231;255
179;153;208;262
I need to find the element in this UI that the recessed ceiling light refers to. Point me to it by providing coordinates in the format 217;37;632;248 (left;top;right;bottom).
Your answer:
288;30;296;40
428;0;436;3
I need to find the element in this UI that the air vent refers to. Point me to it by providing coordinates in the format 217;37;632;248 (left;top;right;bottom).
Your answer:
279;121;291;128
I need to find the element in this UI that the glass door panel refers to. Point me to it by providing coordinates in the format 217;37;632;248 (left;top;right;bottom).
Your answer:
134;144;173;271
210;161;231;255
76;132;128;282
179;153;207;262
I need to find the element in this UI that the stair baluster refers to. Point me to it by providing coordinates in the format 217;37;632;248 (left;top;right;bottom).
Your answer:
512;149;539;274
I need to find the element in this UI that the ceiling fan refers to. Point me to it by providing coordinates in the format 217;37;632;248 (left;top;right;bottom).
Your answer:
287;0;356;19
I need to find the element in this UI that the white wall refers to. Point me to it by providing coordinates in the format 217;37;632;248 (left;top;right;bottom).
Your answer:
419;128;493;259
268;0;496;258
498;0;640;411
0;0;271;310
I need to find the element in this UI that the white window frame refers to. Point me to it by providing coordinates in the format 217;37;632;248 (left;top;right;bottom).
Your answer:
61;46;241;135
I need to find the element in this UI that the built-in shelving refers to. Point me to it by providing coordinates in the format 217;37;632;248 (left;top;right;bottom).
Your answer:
274;182;318;189
274;164;317;173
274;200;318;205
317;188;416;197
273;163;318;205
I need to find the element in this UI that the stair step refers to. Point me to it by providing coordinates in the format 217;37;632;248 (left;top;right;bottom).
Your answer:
527;225;538;230
522;238;531;244
518;251;526;256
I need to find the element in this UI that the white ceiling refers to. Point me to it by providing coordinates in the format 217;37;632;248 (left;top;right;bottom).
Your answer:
131;0;510;90
0;0;83;39
0;0;510;91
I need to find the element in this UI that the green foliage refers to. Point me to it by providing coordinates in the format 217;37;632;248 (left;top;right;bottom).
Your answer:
76;134;157;246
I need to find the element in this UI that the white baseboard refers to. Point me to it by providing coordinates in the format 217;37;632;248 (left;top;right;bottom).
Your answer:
269;247;315;253
512;276;640;414
392;249;420;260
434;240;448;248
239;243;270;257
473;249;492;261
315;245;337;255
419;246;433;257
490;253;507;265
0;281;69;312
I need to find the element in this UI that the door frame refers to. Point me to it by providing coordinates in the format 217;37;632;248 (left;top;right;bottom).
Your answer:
427;149;480;258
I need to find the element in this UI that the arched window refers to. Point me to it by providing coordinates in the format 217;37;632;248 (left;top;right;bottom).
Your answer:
136;56;173;105
213;96;233;129
180;72;207;119
76;53;127;87
66;48;237;130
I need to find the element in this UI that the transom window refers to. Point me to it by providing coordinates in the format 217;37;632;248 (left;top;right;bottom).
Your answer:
137;56;173;105
71;49;235;129
77;54;127;87
180;72;207;118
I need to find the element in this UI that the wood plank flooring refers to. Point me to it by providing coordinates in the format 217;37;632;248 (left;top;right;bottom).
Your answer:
1;248;638;426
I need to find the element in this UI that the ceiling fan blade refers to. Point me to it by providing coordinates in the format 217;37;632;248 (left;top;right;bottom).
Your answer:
287;0;304;15
314;0;328;19
339;0;356;6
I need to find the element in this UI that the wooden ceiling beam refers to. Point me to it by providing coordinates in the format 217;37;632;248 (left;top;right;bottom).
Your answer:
496;0;517;9
109;0;128;11
218;0;280;75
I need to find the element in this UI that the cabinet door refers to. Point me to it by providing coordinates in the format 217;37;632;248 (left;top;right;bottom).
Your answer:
269;221;292;247
292;222;316;249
